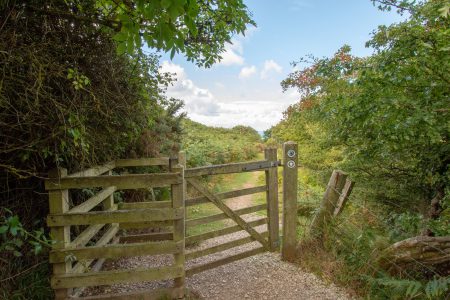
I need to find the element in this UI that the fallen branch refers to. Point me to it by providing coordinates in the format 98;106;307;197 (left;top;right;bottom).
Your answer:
378;235;450;271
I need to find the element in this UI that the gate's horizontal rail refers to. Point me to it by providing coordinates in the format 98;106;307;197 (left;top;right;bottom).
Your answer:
186;204;266;227
186;232;269;260
119;200;172;209
115;158;170;168
120;232;173;243
119;220;173;230
47;208;183;226
67;162;115;178
186;217;267;244
51;265;183;289
71;224;119;274
69;186;117;214
69;205;118;248
186;247;265;277
45;173;181;190
51;240;183;263
186;185;267;207
73;287;182;300
184;160;279;178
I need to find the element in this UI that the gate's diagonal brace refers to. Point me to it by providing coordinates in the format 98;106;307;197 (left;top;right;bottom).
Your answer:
186;178;270;250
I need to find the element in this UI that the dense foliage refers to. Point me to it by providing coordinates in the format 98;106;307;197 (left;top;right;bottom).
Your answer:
182;119;262;167
0;1;254;298
270;0;449;298
17;0;255;67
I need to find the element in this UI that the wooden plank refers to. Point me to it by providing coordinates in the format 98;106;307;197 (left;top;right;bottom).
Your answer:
184;160;278;178
265;148;279;251
187;178;270;250
71;225;119;274
51;240;183;263
186;232;269;260
70;224;105;248
102;171;115;211
186;218;267;244
282;141;298;261
186;247;265;277
47;208;183;226
67;162;115;178
170;155;185;299
310;170;348;238
71;287;181;300
51;265;183;289
186;204;267;227
45;173;182;190
48;168;71;299
119;200;171;209
68;187;117;214
186;185;267;207
333;179;355;216
71;257;106;297
120;232;173;243
114;157;170;167
69;206;117;248
119;220;173;230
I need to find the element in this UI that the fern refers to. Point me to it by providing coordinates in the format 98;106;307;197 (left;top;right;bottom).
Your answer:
425;277;450;300
370;276;450;300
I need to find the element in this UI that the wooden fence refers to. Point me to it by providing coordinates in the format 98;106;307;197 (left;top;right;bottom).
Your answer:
45;142;301;299
45;157;185;299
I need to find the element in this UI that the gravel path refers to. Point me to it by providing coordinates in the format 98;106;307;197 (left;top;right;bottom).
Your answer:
83;173;351;299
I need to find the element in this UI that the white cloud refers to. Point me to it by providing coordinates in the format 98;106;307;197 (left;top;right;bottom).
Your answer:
217;40;244;66
238;65;257;79
260;60;283;79
160;61;219;116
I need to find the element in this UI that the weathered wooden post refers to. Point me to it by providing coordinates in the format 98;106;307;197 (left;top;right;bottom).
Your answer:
282;141;298;261
265;148;279;251
170;155;185;298
333;179;354;217
310;170;348;239
102;170;115;210
48;168;71;299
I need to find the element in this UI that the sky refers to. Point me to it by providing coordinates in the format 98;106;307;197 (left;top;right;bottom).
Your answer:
158;0;405;131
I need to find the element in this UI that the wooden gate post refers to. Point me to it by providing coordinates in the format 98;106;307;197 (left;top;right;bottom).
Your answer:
282;142;298;261
310;170;347;239
170;156;186;298
48;168;71;299
265;148;279;251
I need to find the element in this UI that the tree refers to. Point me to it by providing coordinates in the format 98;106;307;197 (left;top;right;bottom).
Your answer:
279;0;449;224
25;0;255;67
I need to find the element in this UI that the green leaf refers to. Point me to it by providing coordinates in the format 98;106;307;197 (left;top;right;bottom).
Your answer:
438;5;450;18
9;226;18;236
116;42;127;55
161;0;172;9
0;225;8;234
112;31;128;42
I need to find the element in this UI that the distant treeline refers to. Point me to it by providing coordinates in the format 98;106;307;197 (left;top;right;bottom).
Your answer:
182;119;262;167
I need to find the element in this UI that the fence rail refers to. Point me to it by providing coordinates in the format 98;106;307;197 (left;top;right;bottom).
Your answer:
45;156;185;299
45;146;297;299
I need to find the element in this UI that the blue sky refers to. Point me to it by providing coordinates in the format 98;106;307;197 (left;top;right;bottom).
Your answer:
159;0;405;131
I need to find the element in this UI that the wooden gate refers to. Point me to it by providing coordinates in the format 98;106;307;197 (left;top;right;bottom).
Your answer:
45;145;299;299
45;158;186;299
182;148;280;276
